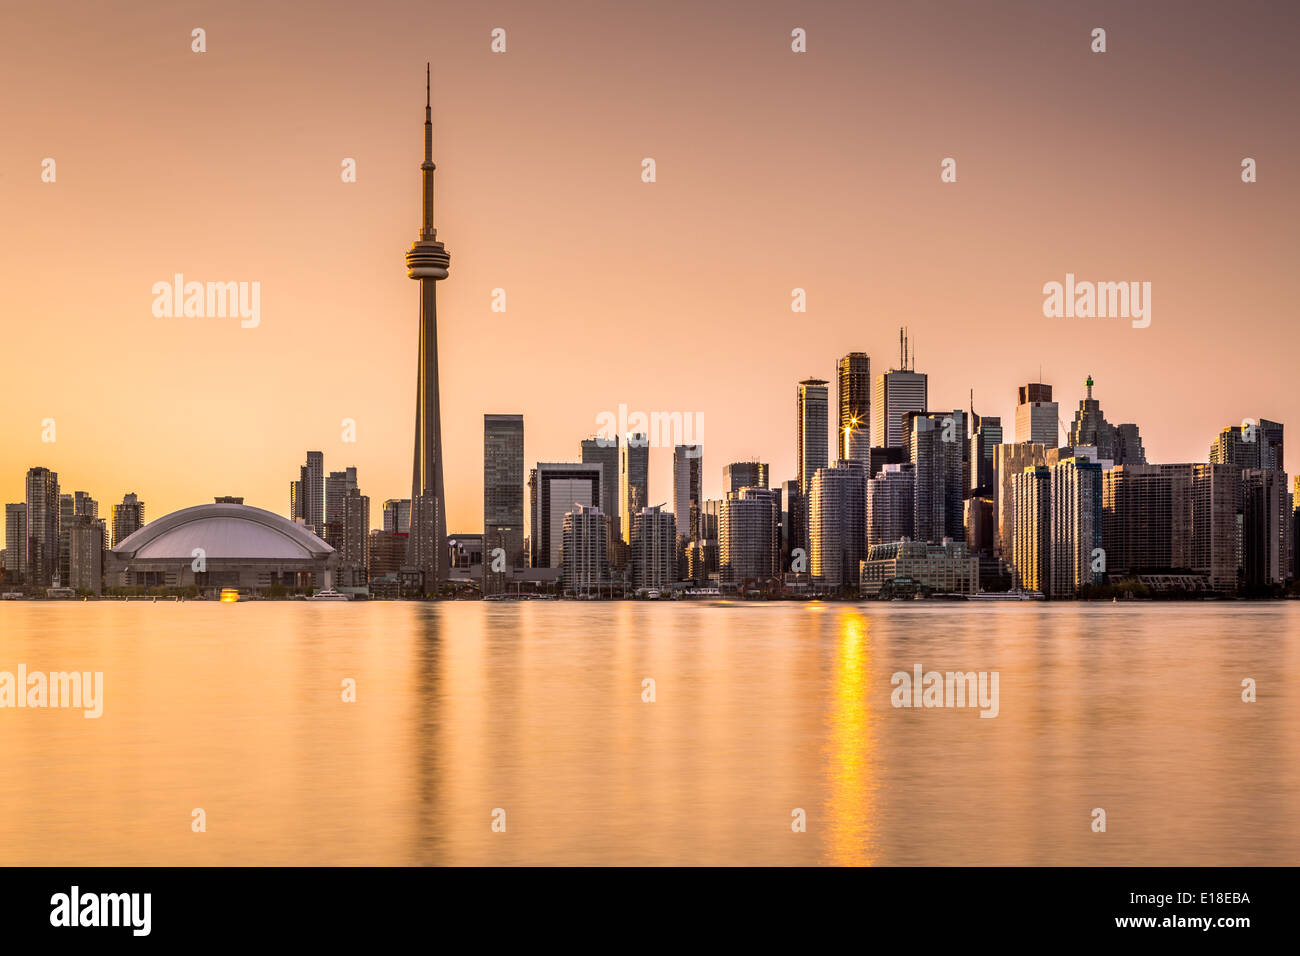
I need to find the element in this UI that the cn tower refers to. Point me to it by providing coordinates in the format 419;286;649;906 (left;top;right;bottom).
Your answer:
405;63;450;595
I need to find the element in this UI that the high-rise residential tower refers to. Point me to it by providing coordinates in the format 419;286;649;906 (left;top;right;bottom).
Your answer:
25;467;60;587
562;505;607;596
405;65;452;595
1011;465;1051;593
719;487;780;590
112;493;145;547
324;467;358;550
837;353;871;465
808;460;868;589
1049;456;1104;598
484;414;525;567
5;503;27;582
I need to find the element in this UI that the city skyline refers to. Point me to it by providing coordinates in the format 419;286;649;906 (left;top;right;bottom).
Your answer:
3;0;1299;534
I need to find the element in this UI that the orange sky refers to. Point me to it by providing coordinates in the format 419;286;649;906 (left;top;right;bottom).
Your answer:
2;0;1297;532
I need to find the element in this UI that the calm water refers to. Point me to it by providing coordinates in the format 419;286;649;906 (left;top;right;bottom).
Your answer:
1;601;1297;866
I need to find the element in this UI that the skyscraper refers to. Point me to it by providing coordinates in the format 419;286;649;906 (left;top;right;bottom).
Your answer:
796;378;829;494
1049;456;1104;598
529;463;602;569
672;444;703;544
5;503;26;582
341;487;371;581
562;505;607;596
867;463;914;548
620;433;649;546
908;411;964;544
68;513;105;595
383;498;411;534
629;505;676;590
872;329;927;449
25;467;60;587
1067;375;1143;464
808;459;867;589
292;451;324;534
581;435;620;562
484;414;525;567
969;414;1003;493
1242;469;1287;589
837;353;871;465
719;487;780;590
795;378;829;555
723;461;769;496
324;467;358;550
1015;383;1059;446
1210;419;1285;471
1011;465;1051;593
112;493;145;547
405;65;452;595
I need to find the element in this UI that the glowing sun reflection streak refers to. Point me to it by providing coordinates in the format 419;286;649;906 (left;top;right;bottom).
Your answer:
823;610;878;865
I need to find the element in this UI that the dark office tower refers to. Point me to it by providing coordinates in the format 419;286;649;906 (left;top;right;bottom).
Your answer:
1242;469;1288;589
868;446;907;478
324;467;358;550
782;478;803;568
796;378;829;494
837;353;871;465
868;463;915;548
672;444;703;540
1260;419;1285;472
907;411;965;544
969;416;1003;493
482;414;525;568
112;492;145;547
405;65;452;595
1115;424;1146;466
723;461;769;496
529;463;602;569
581;435;621;562
383;498;411;534
25;466;59;587
872;329;927;449
1016;383;1059;446
620;433;649;547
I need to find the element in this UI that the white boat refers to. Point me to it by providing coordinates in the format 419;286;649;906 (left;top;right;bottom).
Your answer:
308;588;351;601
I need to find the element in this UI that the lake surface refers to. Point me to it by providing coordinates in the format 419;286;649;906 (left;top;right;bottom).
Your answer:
1;601;1296;866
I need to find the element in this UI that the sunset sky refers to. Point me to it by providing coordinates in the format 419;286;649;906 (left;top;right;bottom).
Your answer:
2;0;1297;533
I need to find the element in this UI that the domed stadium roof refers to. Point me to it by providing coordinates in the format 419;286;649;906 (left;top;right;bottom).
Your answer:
111;503;334;560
